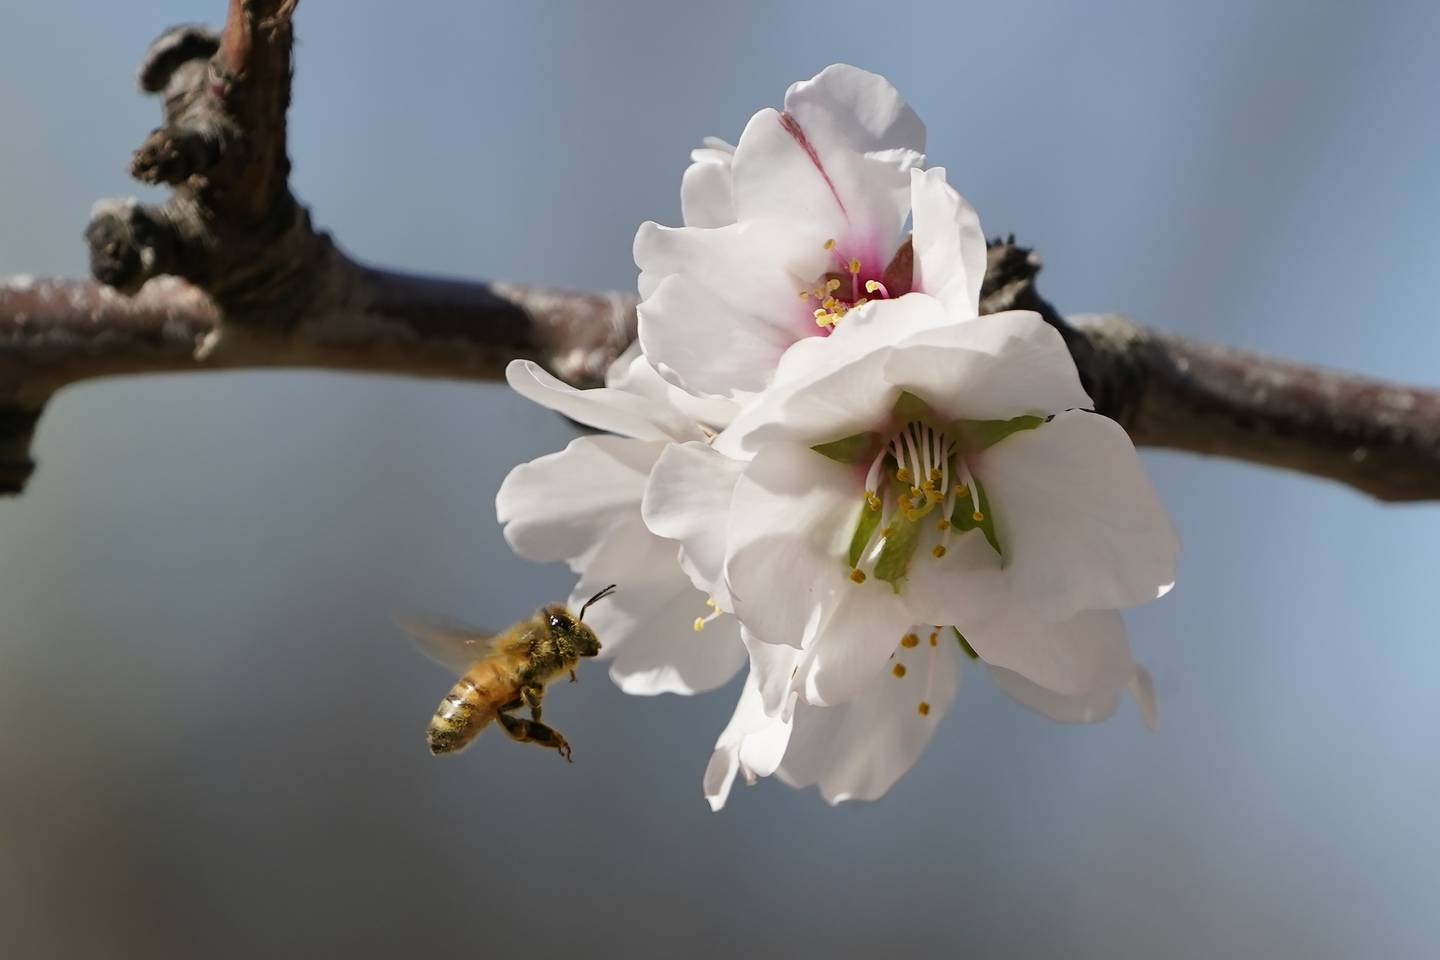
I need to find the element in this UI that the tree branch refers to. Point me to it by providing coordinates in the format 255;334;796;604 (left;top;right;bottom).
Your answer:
2;2;1438;503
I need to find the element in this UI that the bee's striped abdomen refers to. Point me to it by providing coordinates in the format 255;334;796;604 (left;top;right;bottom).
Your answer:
426;660;510;755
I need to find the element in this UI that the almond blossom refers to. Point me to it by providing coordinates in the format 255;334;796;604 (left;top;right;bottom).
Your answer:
641;293;1179;802
634;64;986;402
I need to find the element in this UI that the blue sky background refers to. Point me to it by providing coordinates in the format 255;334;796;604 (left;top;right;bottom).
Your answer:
3;2;1439;956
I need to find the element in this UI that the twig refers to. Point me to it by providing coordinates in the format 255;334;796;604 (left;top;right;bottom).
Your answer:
1;2;1437;502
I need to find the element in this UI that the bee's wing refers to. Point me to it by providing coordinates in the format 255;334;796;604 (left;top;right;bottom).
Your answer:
396;617;494;674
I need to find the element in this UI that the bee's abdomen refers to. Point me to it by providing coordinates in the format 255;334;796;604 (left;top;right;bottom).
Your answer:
427;667;506;755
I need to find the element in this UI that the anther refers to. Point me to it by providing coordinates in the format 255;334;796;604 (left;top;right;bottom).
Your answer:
937;519;950;531
850;569;867;583
929;631;939;646
901;633;919;648
892;663;907;678
972;510;985;522
824;238;837;250
693;618;706;632
918;701;931;716
848;258;861;274
932;545;947;558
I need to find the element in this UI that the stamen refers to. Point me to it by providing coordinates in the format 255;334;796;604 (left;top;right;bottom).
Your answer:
692;597;725;632
892;663;907;678
863;447;887;497
932;545;946;558
900;632;919;648
929;630;939;646
918;701;931;716
850;569;867;583
823;239;837;250
864;279;892;298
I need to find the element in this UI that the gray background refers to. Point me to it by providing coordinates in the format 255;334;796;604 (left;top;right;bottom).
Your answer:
3;1;1439;956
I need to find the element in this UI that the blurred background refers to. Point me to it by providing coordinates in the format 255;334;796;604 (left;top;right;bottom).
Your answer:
3;1;1439;956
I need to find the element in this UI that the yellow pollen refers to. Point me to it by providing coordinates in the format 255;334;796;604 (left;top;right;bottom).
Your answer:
929;631;939;646
955;484;970;498
693;617;706;632
826;278;842;292
937;518;950;531
932;545;947;558
848;258;861;274
892;663;907;678
824;238;837;250
864;279;882;293
895;467;913;483
850;569;867;583
706;597;718;609
901;633;919;648
972;509;985;522
881;525;894;538
918;701;931;716
814;308;828;319
865;491;882;510
799;290;813;300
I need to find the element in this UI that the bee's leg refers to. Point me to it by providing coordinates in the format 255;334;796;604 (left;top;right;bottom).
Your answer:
520;683;546;722
497;711;573;762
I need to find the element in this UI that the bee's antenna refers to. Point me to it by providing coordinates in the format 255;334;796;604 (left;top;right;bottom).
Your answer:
579;584;618;621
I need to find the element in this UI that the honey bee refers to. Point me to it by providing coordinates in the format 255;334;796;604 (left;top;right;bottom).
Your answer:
403;585;615;762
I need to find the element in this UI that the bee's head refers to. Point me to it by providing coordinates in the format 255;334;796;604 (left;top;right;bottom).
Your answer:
551;583;615;659
544;608;601;657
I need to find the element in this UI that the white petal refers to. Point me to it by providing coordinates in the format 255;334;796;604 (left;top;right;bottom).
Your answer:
717;294;953;455
642;442;746;607
572;570;746;697
637;272;802;399
778;638;960;804
495;435;661;567
794;580;911;708
723;445;861;651
879;310;1093;423
604;346;737;430
505;360;702;442
743;628;806;719
731;104;917;265
633;218;824;313
783;64;926;158
704;670;794;811
909;166;986;317
989;666;1122;724
974;411;1181;621
964;608;1136;698
901;523;1007;630
680;138;736;228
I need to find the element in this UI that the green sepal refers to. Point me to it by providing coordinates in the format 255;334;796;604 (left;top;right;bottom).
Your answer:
950;476;1001;557
891;390;937;423
952;627;980;660
874;474;920;592
812;431;881;464
847;499;883;569
952;415;1046;453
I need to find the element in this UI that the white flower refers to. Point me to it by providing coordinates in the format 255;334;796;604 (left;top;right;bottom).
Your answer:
704;630;1158;809
495;351;745;695
643;292;1179;721
634;64;987;402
